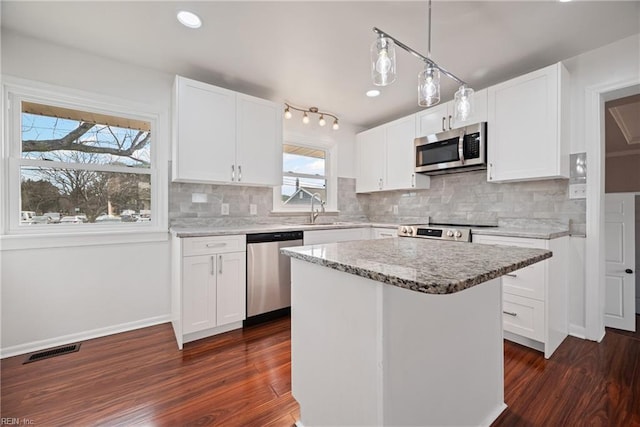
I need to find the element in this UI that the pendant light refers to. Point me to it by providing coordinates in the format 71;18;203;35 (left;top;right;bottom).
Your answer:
372;0;474;120
371;35;397;86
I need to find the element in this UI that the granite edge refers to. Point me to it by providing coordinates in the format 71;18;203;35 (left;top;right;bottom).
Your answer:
281;248;552;295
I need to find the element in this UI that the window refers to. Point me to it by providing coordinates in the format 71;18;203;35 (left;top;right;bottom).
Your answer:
274;142;336;212
4;81;165;235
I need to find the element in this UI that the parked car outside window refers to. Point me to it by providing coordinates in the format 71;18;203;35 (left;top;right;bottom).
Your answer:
43;212;61;223
30;215;52;224
60;215;86;224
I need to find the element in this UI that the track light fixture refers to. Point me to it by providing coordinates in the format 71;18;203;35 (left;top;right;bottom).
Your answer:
284;103;339;130
371;0;474;121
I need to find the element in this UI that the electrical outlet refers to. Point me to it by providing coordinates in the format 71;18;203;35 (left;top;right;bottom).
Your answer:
569;184;586;199
221;203;230;215
392;205;399;214
249;204;257;215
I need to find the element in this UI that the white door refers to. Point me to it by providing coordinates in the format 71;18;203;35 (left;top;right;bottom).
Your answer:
182;255;217;334
175;76;236;183
385;115;416;190
604;193;636;331
216;252;247;326
236;94;282;186
356;126;385;193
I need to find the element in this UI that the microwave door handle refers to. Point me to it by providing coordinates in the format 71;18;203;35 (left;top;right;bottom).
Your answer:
458;131;465;165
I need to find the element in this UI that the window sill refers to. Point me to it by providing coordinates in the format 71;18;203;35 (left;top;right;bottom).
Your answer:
0;229;169;251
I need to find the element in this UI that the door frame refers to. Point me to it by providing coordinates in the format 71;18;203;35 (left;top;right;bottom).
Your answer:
585;77;640;341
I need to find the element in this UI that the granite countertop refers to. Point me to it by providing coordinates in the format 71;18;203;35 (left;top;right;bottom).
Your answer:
281;238;551;295
471;226;569;239
170;220;569;240
170;222;397;237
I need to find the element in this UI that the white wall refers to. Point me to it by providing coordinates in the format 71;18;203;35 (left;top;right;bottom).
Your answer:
0;31;174;356
565;34;640;154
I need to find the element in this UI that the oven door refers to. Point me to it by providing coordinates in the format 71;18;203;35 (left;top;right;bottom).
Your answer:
414;129;465;173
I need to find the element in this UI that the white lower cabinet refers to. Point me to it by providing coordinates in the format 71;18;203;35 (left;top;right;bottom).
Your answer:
172;234;246;348
472;234;568;358
303;228;370;245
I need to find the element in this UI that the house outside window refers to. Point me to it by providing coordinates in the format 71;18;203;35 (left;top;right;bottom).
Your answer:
273;142;337;212
3;80;166;235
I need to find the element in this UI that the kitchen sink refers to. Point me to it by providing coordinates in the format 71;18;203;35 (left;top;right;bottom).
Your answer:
304;222;353;226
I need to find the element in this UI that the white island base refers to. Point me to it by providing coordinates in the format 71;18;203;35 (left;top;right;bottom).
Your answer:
291;259;506;427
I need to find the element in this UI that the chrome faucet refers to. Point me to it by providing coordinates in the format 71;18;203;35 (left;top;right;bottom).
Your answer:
310;193;326;224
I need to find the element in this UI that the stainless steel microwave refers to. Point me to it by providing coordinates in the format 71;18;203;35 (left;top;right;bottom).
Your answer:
415;122;487;175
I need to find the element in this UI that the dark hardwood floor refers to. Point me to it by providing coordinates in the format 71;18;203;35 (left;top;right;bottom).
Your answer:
2;315;639;426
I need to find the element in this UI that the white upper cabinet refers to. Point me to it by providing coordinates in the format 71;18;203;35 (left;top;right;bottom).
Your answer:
173;75;282;186
356;126;385;193
236;93;282;186
174;77;236;183
356;115;429;193
487;63;570;182
415;89;488;137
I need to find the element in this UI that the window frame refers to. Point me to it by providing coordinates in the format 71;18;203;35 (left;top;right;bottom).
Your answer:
1;77;168;238
272;139;338;213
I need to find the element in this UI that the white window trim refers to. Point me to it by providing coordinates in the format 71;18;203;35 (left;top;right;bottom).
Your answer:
272;138;338;214
1;76;169;240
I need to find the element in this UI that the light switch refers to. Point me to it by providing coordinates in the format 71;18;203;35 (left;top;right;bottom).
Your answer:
249;204;257;215
221;203;230;215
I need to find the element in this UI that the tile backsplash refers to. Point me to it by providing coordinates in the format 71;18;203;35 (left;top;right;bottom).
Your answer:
359;170;585;235
169;171;585;234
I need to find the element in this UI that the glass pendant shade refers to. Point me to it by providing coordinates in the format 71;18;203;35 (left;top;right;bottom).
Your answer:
418;66;440;107
302;112;310;124
371;36;396;86
454;86;474;122
284;107;292;119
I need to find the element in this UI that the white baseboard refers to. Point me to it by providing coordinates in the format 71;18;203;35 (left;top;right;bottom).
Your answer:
0;314;171;359
569;324;587;339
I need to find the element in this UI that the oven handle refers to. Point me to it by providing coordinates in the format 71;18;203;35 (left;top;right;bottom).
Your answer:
458;130;465;165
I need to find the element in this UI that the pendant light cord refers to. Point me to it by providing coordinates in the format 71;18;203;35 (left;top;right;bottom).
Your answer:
427;0;432;60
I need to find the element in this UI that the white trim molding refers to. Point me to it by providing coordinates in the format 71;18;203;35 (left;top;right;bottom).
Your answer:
584;77;640;342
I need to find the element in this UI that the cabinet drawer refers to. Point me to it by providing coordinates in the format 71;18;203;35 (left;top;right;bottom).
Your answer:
502;262;545;301
183;235;245;256
503;294;544;342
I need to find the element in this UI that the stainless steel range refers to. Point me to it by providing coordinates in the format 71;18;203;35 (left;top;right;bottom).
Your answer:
397;224;472;242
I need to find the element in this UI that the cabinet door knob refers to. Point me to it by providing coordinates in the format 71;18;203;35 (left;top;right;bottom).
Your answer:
210;256;214;276
441;117;446;132
238;165;242;182
219;255;223;274
625;268;633;274
231;164;235;181
503;310;518;317
448;115;452;130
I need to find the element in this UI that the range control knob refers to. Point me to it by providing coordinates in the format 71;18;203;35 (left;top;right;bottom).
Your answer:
406;227;414;236
454;230;462;238
400;226;409;235
446;230;454;237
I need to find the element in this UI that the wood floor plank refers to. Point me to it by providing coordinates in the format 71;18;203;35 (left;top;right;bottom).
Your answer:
2;315;639;426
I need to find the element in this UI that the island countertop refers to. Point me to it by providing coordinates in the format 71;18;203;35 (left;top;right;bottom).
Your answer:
281;237;551;295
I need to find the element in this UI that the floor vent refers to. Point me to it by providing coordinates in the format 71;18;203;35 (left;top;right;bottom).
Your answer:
23;343;81;364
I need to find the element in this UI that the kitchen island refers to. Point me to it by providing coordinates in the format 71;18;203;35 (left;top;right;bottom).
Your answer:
282;237;551;427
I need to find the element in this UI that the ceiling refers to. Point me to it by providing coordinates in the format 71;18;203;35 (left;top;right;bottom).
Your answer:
606;94;640;156
2;1;639;129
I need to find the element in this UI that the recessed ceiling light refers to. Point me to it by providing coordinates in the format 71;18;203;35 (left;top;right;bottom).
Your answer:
558;0;572;2
366;89;381;97
177;11;202;29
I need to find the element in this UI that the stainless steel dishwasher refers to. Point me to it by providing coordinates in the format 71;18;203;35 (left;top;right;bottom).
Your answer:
245;230;303;323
